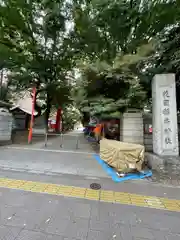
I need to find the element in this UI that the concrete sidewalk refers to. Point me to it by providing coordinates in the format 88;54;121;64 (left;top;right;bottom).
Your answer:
0;129;179;239
11;130;95;152
0;187;180;240
0;168;180;200
0;156;180;239
0;128;108;179
7;129;180;187
0;147;107;178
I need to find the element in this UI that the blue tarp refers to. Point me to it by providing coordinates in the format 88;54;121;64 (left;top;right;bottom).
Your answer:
86;136;97;142
94;154;152;183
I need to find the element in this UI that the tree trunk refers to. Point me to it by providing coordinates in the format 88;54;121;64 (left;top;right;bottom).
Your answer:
34;90;42;117
0;69;3;99
45;92;52;131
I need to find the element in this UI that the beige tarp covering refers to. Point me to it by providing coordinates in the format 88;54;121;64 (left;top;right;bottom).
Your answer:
100;138;145;173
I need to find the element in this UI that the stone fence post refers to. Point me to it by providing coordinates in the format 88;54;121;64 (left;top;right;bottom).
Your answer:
120;109;144;145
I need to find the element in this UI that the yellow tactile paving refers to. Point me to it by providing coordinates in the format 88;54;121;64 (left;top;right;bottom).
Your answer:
0;177;180;212
85;189;100;200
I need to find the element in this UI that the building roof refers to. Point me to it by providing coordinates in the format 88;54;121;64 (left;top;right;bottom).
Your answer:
10;91;38;116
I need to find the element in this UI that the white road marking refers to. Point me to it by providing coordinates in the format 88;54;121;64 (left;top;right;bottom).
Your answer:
85;176;100;180
3;146;94;155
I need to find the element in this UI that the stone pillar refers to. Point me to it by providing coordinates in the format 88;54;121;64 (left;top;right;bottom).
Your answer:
120;110;144;144
152;74;179;156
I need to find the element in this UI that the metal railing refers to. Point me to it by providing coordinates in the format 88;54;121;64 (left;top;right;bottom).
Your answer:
44;132;80;149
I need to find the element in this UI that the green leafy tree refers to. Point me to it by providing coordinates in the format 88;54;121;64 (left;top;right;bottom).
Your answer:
72;0;180;118
74;55;147;118
0;0;75;127
138;23;180;111
62;105;81;131
73;0;180;61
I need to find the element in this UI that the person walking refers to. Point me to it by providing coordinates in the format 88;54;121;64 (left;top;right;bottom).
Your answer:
93;122;104;143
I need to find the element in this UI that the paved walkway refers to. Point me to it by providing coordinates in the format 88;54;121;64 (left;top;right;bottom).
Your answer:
149;156;180;186
8;129;180;187
11;130;95;152
0;143;180;239
0;184;180;240
0;129;104;178
0;130;107;179
1;129;180;239
0;176;180;212
0;147;107;178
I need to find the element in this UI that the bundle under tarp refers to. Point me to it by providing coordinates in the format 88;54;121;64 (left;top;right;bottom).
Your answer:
100;138;145;173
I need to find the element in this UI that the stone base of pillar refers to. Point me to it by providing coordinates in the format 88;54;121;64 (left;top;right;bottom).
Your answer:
120;111;144;145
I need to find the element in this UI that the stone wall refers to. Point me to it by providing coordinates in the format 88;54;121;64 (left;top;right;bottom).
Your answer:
0;108;13;142
120;112;144;145
33;114;46;134
12;109;26;130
